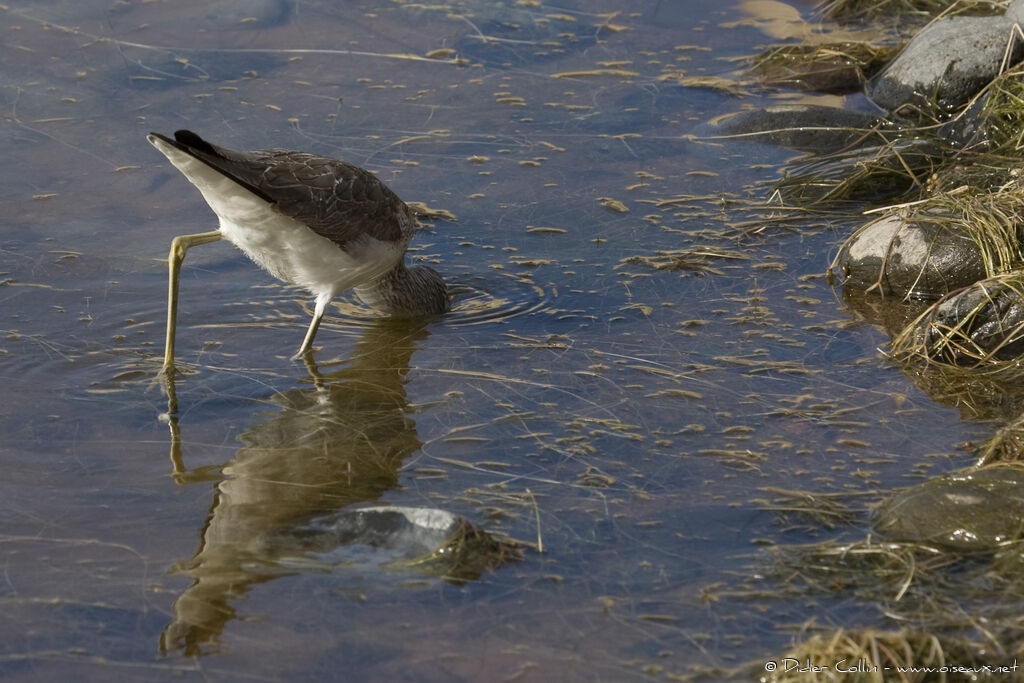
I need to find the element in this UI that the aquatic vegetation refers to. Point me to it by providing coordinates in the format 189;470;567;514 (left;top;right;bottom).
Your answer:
754;486;864;531
976;412;1024;464
758;537;955;604
617;245;749;276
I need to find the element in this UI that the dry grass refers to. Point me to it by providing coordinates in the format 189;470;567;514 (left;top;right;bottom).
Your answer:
819;0;1009;23
751;42;899;92
759;625;984;682
976;412;1024;465
890;272;1024;366
977;67;1024;154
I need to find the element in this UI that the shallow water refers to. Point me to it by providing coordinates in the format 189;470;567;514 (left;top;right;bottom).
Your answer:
0;0;987;680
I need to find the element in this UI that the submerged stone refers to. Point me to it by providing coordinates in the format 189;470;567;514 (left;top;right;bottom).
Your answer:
870;5;1024;114
704;104;887;153
776;138;948;204
873;466;1024;551
296;507;463;554
268;506;519;580
833;209;987;299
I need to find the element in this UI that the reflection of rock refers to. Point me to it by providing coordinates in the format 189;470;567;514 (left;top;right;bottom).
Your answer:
873;465;1024;551
832;209;988;300
841;287;931;340
160;322;515;655
870;5;1024;114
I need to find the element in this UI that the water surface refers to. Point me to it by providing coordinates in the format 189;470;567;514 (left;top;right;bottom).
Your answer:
0;0;981;680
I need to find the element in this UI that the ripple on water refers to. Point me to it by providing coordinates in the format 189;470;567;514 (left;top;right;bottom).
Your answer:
1;280;165;384
4;267;557;394
2;271;300;402
312;270;555;331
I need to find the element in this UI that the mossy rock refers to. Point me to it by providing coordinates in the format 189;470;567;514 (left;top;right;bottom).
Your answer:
833;209;988;299
873;465;1024;550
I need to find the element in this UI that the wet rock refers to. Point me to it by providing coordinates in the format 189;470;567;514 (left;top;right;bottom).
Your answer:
293;507;466;554
832;209;988;299
936;89;991;150
268;506;519;580
870;5;1024;114
909;274;1024;364
873;465;1024;551
703;104;887;153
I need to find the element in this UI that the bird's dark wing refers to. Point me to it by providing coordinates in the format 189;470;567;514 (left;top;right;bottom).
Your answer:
255;149;410;245
156;130;409;246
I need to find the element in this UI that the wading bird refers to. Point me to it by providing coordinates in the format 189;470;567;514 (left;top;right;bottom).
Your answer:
148;130;449;373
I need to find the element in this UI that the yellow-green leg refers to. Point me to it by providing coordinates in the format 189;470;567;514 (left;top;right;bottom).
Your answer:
163;230;223;376
292;293;330;359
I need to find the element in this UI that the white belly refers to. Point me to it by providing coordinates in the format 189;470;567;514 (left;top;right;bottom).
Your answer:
218;211;404;299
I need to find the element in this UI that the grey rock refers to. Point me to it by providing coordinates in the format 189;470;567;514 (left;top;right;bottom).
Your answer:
1008;0;1024;24
936;88;991;150
833;209;987;298
280;506;463;556
870;13;1024;114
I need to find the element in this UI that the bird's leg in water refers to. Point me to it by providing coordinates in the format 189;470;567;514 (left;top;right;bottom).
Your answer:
163;230;223;376
293;292;332;359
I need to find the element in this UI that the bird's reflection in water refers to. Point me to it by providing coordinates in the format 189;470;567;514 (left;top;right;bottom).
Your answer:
162;320;440;655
